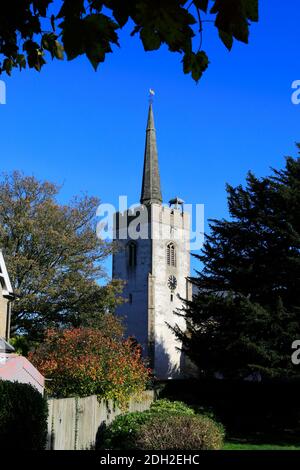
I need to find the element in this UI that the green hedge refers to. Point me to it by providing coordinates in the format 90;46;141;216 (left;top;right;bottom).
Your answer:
149;398;195;415
99;411;150;449
136;413;224;450
0;380;48;450
98;399;224;450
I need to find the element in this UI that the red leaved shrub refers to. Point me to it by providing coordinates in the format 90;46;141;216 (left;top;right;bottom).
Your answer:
29;326;150;409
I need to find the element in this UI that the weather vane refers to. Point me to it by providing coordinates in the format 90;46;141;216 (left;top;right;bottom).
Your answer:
149;88;155;104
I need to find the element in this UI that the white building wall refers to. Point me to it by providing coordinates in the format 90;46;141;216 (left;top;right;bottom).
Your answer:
0;285;8;339
151;204;191;379
113;204;192;378
113;208;151;355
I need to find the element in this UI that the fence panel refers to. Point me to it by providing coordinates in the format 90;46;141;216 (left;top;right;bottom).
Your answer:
47;391;154;450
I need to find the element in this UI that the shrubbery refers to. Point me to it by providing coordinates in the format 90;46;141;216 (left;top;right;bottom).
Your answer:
99;399;224;450
149;398;195;416
29;327;150;409
136;414;224;450
0;380;48;450
99;411;150;450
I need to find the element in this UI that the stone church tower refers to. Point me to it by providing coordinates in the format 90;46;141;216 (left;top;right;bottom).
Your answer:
113;102;192;379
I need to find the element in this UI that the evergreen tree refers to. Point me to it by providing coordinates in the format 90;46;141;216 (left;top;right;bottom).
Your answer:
173;146;300;379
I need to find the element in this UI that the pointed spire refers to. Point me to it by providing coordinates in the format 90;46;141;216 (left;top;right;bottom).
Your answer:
140;103;163;205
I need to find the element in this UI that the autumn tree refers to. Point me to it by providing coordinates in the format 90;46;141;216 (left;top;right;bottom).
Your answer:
0;0;258;81
29;326;150;408
0;171;122;340
173;147;300;380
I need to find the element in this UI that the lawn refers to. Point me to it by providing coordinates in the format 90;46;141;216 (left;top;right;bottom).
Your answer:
221;427;300;451
223;442;300;450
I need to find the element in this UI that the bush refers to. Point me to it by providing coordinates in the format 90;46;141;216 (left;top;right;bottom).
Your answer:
29;327;150;409
135;414;224;450
98;411;151;450
99;399;224;450
0;380;48;450
149;399;195;415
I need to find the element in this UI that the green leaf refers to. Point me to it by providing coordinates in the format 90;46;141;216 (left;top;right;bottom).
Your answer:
3;58;13;76
41;33;63;60
41;32;56;51
32;0;53;17
51;14;56;31
0;0;258;80
211;0;251;45
108;0;133;27
140;28;161;51
219;30;233;50
16;54;26;70
132;1;195;54
86;42;107;70
182;51;209;82
243;0;259;22
83;14;119;70
57;0;85;19
233;16;249;43
62;13;119;69
61;19;85;60
193;0;210;12
54;41;64;60
23;40;46;71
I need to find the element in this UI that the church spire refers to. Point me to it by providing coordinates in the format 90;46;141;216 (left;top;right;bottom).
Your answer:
140;102;162;205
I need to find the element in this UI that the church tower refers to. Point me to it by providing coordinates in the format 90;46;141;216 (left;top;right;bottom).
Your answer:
113;102;192;379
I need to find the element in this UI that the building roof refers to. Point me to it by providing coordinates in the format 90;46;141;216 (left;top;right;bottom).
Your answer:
0;353;44;394
140;103;163;206
0;337;15;353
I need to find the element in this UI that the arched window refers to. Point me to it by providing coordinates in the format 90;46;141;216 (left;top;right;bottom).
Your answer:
128;242;137;267
167;242;176;267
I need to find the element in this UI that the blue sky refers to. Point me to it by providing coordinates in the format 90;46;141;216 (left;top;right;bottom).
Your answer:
1;0;299;276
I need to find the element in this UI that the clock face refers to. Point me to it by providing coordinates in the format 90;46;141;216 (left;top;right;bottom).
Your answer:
168;275;177;291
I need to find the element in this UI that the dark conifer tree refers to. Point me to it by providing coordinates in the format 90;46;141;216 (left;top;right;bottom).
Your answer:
173;146;300;379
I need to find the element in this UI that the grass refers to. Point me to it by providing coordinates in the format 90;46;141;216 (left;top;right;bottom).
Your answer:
223;433;300;451
223;442;300;451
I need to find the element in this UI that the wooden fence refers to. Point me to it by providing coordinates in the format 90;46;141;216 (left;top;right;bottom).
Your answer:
46;391;154;450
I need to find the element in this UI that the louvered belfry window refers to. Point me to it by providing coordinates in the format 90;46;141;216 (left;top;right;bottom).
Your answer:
167;242;176;267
